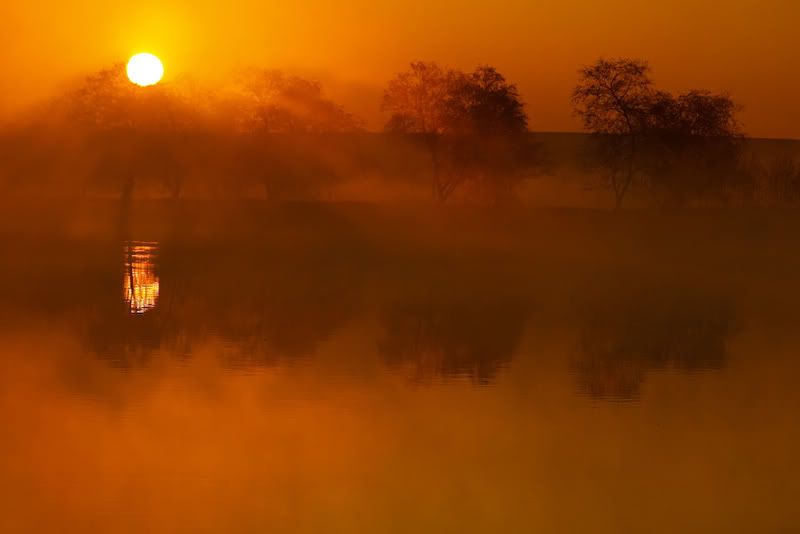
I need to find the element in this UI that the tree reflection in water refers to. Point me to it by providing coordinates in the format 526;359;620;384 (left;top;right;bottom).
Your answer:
573;288;737;401
84;238;365;368
379;294;528;385
3;235;740;398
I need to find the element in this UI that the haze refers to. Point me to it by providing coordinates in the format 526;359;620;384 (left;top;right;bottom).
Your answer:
1;0;798;138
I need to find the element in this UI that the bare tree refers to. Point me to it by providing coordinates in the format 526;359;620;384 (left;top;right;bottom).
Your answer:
572;58;654;208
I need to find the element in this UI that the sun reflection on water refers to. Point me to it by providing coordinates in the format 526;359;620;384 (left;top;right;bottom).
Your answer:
123;242;159;314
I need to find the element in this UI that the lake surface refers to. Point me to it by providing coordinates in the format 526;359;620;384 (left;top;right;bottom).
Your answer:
1;208;799;532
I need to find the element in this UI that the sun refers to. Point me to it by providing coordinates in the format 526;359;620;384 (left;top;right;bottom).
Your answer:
126;53;164;87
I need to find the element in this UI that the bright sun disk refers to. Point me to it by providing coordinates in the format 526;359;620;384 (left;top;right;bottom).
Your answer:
126;53;164;87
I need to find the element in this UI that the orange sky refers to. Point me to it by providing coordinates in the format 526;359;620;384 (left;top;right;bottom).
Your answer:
1;0;798;138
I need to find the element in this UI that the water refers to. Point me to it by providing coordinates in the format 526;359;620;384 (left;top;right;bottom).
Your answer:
123;242;160;314
1;214;798;532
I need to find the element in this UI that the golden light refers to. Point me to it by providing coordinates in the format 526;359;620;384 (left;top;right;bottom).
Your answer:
124;242;160;314
126;53;164;87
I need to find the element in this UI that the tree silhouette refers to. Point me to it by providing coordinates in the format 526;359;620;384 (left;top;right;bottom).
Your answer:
382;62;458;134
382;62;461;200
65;64;196;133
60;65;199;204
574;58;746;207
458;66;528;136
236;69;362;133
644;90;745;204
383;62;530;201
572;58;654;208
66;64;134;129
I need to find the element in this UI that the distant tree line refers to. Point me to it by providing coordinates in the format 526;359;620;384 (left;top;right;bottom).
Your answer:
0;57;798;207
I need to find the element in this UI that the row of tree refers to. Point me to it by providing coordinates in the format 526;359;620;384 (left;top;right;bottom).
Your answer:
2;57;798;206
59;64;361;133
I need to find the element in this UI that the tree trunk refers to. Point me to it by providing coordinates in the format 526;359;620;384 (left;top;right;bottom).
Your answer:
428;135;445;202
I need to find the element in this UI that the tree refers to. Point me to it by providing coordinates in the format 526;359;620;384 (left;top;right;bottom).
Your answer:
573;59;746;207
572;58;655;208
61;65;196;203
382;61;463;200
65;64;197;133
66;64;137;130
641;90;745;205
236;69;362;133
382;62;461;135
458;66;534;199
459;66;528;136
383;62;530;201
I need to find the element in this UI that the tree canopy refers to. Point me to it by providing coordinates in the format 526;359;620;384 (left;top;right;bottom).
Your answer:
382;61;527;136
235;69;362;133
572;58;744;207
382;61;532;201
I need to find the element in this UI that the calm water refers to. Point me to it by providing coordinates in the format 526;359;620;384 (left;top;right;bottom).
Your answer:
1;221;799;532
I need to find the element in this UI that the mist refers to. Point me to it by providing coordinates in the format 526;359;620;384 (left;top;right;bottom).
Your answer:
3;4;800;531
2;0;800;137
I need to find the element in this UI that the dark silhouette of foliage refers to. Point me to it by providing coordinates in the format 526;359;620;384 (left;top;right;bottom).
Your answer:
64;64;198;133
3;57;792;209
29;65;363;203
459;66;528;135
648;90;741;137
644;90;746;204
55;65;203;203
572;59;654;136
382;62;459;135
67;64;137;130
236;69;362;133
574;58;746;207
383;61;531;201
572;59;654;208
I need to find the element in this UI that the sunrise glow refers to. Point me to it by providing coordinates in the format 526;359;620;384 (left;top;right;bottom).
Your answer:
126;53;164;87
